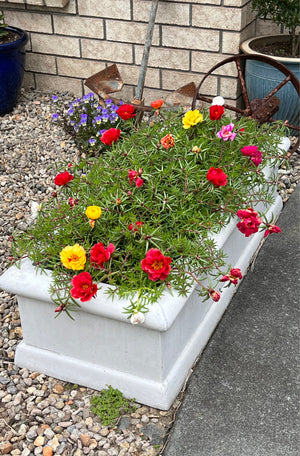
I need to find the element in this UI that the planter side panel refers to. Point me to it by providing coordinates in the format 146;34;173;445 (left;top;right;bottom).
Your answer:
17;295;163;381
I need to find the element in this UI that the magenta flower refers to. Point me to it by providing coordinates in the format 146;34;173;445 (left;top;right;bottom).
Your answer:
217;123;237;141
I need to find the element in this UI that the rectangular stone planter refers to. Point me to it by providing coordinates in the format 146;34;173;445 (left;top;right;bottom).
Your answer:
0;140;289;409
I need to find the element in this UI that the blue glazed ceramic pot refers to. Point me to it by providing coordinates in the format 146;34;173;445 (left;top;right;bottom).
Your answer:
241;36;300;136
0;26;29;115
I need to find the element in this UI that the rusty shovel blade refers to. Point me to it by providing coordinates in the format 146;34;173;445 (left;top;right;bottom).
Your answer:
85;64;124;99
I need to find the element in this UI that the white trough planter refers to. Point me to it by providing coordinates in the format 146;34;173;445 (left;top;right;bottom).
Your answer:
0;139;289;410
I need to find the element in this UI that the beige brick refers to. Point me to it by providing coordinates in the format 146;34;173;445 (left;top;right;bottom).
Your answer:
219;76;239;99
133;0;190;26
57;57;101;78
31;33;80;57
192;52;237;76
1;0;24;3
35;73;82;96
78;0;131;20
256;19;282;36
26;0;76;13
192;5;241;31
135;45;190;71
118;64;160;88
160;0;220;3
22;71;35;89
222;31;241;54
241;2;255;29
223;0;248;6
116;85;135;103
23;0;69;5
162;26;220;52
26;53;57;74
161;70;218;102
54;16;104;39
138;87;170;106
106;20;159;46
4;11;52;33
161;70;200;91
81;39;133;64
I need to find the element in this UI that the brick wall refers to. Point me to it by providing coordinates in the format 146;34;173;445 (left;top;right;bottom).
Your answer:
0;0;277;104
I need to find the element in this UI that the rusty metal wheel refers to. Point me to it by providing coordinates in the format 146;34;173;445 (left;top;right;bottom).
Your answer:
191;54;300;153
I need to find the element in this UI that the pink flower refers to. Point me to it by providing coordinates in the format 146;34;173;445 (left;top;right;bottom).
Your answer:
70;272;98;302
241;145;262;167
250;150;262;167
220;268;243;285
237;207;262;237
207;167;228;187
217;123;236;141
90;242;115;269
264;224;281;237
241;145;258;156
141;248;172;281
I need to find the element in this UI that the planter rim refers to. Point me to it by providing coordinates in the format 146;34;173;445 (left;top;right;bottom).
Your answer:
0;26;29;52
240;35;300;64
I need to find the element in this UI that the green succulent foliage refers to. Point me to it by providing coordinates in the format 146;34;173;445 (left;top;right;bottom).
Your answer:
90;386;136;426
0;14;8;38
11;107;287;316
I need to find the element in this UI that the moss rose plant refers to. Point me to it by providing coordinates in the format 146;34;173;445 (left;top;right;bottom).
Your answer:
11;96;286;322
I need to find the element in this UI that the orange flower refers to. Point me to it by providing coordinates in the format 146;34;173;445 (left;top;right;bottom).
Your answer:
160;134;175;149
151;99;164;109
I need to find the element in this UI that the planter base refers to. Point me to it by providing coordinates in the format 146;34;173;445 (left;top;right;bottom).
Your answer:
0;190;284;409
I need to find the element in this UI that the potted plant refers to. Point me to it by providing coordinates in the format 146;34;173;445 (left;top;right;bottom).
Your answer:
240;0;300;133
0;14;28;115
0;95;289;409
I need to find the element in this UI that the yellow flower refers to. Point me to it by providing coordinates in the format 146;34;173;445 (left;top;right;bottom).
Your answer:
60;244;86;270
182;110;203;129
85;205;102;220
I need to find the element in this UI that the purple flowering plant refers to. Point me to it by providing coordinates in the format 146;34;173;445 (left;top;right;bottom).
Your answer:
51;93;129;155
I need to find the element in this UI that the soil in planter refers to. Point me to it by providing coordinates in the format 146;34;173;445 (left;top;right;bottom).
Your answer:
251;39;300;58
0;30;20;45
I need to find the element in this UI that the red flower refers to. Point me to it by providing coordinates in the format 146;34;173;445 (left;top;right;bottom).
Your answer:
141;248;171;281
116;104;136;120
90;242;115;269
264;224;281;237
68;197;79;208
54;171;74;186
209;289;221;302
101;128;121;146
209;105;225;120
128;169;138;184
237;208;262;237
70;272;98;302
128;169;143;187
207;167;227;187
160;134;175;149
220;268;243;285
135;177;144;188
129;221;144;232
151;99;164;109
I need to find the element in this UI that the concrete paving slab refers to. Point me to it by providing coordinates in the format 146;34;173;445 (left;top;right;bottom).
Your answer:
164;185;300;456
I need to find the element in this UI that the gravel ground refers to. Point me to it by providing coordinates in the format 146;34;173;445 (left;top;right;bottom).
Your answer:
0;89;299;456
